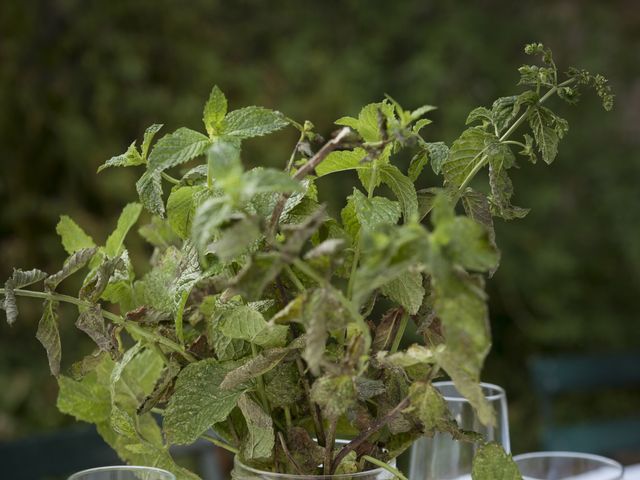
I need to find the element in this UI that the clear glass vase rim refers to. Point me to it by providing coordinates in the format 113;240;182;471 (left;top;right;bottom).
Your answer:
233;457;389;479
67;466;176;480
513;451;624;471
432;381;506;402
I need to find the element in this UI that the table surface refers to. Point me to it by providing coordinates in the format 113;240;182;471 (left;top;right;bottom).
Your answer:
625;464;640;479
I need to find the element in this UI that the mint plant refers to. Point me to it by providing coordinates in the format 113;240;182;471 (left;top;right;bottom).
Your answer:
1;44;612;480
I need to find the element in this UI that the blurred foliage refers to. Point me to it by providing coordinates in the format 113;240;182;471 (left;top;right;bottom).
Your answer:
1;0;639;454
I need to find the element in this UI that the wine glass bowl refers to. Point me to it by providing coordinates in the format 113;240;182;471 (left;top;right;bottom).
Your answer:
67;466;176;480
513;452;624;480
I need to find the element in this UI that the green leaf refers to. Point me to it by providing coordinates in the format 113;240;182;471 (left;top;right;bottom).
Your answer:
136;171;165;216
36;299;62;376
433;216;499;272
335;102;395;142
238;393;275;462
167;185;208;239
147;127;211;172
141;124;164;160
222;106;289;139
380;270;425;315
191;197;233;256
45;247;97;291
221;347;289;390
351;224;429;309
104;203;142;258
442;127;494;187
424;142;450;176
97;141;143;173
379;164;419;221
163;359;247;444
472;442;522;480
228;252;284;301
208;217;262;263
97;420;201;480
528;106;559;165
138;217;180;248
408;151;428;182
491;96;520;134
242;168;303;196
56;215;96;255
2;268;47;325
310;374;357;419
350;189;401;232
408;381;455;434
219;306;288;348
315;148;367;177
466;107;493;127
208;139;243;184
203;85;228;137
57;354;113;423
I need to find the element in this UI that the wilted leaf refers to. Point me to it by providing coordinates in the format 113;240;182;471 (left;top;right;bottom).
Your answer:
36;300;62;376
310;374;357;419
221;347;289;390
2;268;47;325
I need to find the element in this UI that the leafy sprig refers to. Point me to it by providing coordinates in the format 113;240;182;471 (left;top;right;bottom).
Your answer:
1;43;612;480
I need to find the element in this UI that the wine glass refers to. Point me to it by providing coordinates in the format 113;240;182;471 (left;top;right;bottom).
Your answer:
513;452;624;480
408;381;510;480
67;466;176;480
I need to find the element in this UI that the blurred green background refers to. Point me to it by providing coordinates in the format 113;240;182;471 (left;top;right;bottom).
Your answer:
1;0;639;456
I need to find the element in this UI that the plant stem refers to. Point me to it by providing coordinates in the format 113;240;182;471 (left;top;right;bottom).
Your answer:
2;288;196;362
251;344;272;415
286;131;306;172
331;396;411;474
324;419;337;475
284;265;305;292
457;78;575;193
296;356;326;447
161;172;180;185
278;432;304;475
284;405;292;429
389;310;409;353
268;127;351;237
361;455;409;480
201;433;239;454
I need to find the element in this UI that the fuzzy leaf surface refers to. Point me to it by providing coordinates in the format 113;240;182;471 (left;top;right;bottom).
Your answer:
222;106;289;139
164;359;247;444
